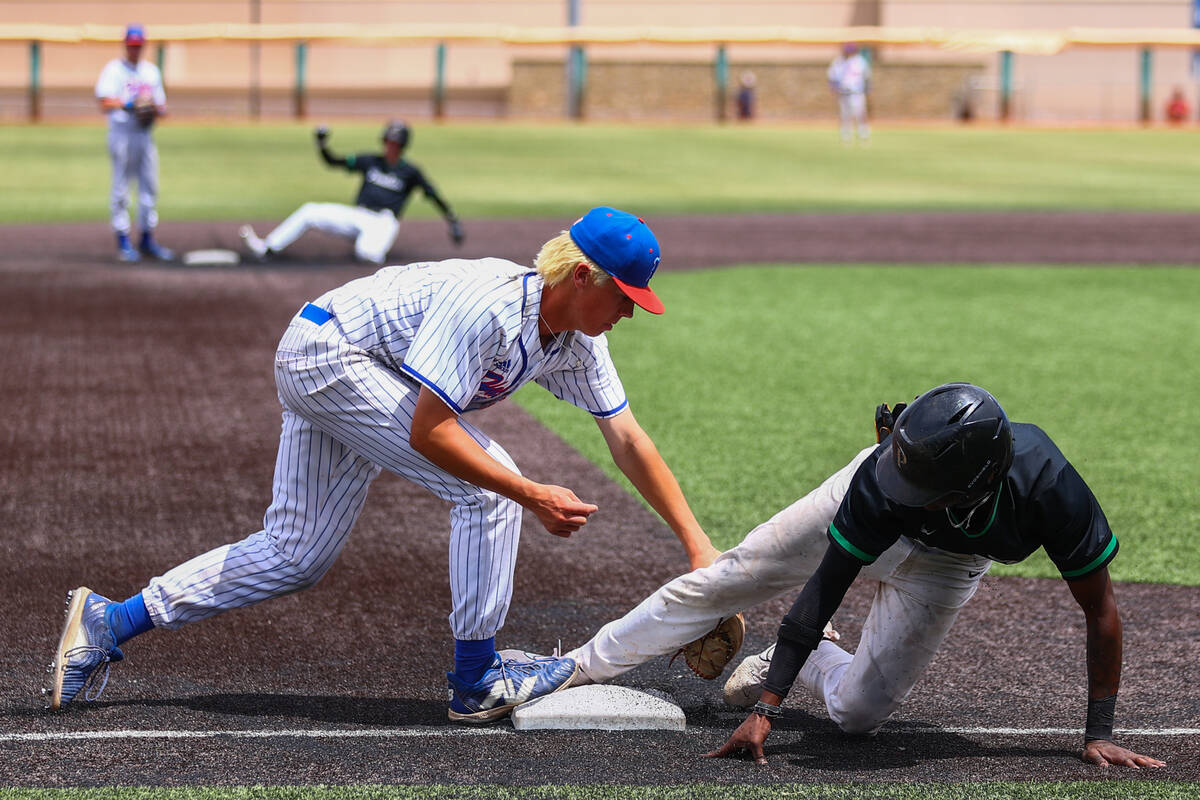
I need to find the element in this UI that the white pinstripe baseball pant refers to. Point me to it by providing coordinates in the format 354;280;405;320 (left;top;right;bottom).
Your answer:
141;309;523;641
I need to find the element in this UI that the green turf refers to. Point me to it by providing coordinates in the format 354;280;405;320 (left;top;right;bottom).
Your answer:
514;265;1200;585
6;122;1200;222
3;784;1196;799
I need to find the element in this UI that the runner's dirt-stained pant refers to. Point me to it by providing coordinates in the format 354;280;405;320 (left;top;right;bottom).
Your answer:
108;126;159;235
140;306;523;642
264;202;401;265
800;540;990;734
565;444;991;735
566;446;909;682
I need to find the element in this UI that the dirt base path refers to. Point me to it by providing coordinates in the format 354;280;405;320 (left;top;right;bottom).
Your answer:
1;215;1196;787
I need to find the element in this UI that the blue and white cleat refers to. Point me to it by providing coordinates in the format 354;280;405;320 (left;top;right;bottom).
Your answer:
447;653;577;724
46;587;124;710
138;236;175;262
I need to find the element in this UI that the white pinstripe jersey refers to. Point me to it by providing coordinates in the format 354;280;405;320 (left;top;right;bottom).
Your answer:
312;258;628;417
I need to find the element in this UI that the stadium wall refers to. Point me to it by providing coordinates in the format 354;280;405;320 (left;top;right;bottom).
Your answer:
0;0;1197;123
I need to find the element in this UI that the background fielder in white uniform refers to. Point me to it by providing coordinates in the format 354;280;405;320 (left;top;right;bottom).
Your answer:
50;207;717;724
95;24;174;263
827;42;871;144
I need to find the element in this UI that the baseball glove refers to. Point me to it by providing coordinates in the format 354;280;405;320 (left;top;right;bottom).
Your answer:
133;96;157;129
670;613;746;680
874;401;908;443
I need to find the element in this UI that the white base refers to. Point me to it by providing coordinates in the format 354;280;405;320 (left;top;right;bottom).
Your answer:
182;248;241;266
511;684;685;731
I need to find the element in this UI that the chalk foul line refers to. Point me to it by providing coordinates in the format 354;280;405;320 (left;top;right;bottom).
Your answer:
2;726;1197;743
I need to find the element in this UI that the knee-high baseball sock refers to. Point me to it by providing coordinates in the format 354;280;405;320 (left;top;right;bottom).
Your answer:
454;637;496;683
105;592;155;646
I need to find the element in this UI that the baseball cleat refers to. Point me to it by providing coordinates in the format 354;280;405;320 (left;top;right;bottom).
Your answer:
447;653;577;724
47;587;125;710
115;232;140;263
239;225;270;261
722;620;840;709
139;237;176;262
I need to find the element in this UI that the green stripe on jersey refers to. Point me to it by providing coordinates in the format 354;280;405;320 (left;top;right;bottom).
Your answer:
1060;535;1119;579
829;522;876;564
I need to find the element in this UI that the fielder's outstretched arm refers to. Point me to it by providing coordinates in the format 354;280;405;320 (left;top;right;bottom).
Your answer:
596;407;717;570
1068;567;1165;769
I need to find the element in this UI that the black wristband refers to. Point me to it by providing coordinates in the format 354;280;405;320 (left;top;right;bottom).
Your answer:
1085;695;1117;742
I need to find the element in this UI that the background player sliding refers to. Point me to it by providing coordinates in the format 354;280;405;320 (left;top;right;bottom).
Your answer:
241;121;462;265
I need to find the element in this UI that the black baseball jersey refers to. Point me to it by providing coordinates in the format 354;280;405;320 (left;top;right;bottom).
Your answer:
344;154;442;217
829;423;1118;580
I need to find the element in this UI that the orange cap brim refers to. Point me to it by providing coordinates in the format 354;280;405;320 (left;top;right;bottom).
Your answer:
612;276;665;315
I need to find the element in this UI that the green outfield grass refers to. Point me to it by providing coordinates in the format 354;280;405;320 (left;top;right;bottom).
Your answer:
5;122;1200;222
515;264;1200;586
3;783;1197;800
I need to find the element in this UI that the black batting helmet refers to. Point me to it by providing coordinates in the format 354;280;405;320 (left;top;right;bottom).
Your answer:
874;383;1013;508
382;120;410;148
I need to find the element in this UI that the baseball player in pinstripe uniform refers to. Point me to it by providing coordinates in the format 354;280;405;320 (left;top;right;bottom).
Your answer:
47;207;717;724
565;384;1162;769
95;24;174;262
240;121;462;265
827;42;871;144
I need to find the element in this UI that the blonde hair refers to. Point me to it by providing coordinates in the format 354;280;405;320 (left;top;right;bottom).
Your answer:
534;231;611;288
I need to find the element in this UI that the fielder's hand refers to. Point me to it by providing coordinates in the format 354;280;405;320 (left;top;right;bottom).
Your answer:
133;94;158;129
527;483;597;538
1082;740;1166;769
314;126;330;143
448;218;464;246
705;712;774;765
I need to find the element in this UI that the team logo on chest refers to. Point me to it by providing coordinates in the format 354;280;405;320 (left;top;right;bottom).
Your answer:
477;358;515;402
366;167;404;192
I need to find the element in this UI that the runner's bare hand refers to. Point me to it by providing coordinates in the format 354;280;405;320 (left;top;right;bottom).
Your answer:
704;713;773;765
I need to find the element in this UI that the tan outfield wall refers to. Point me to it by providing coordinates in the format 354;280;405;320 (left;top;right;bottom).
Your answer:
510;59;985;121
1;1;1197;123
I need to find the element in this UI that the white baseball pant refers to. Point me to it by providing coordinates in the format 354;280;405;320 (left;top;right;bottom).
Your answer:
566;445;905;682
107;126;159;235
264;202;401;265
800;539;990;734
838;93;870;142
566;444;990;734
141;310;523;641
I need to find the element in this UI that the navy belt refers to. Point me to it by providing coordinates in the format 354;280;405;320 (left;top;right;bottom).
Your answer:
299;303;333;325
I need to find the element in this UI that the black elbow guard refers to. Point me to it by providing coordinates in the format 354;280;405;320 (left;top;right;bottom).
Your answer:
777;615;823;652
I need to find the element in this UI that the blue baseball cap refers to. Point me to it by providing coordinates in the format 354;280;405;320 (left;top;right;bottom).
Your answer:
569;207;664;314
124;25;146;45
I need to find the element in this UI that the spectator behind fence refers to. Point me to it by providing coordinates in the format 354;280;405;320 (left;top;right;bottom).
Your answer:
1166;88;1190;125
736;71;757;120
